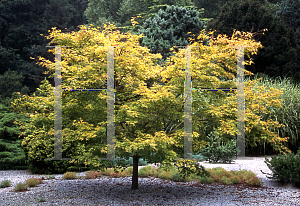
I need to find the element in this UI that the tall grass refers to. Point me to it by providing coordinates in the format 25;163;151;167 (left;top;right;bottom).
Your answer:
246;74;300;155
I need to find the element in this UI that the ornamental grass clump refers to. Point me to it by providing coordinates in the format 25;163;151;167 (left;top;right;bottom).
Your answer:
85;170;101;179
0;180;11;188
25;177;42;187
38;197;45;202
62;172;77;180
138;166;157;177
14;182;28;192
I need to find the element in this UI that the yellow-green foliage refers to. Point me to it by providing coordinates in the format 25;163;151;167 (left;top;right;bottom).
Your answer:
11;23;290;180
163;29;290;154
62;172;77;180
25;178;42;187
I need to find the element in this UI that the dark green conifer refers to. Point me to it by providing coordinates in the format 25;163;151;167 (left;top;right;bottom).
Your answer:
207;0;300;84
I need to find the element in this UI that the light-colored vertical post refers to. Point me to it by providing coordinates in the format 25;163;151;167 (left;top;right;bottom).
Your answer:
184;46;192;159
106;46;116;159
46;46;70;161
236;45;245;157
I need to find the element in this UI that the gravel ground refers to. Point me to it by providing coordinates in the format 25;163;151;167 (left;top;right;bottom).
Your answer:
0;156;300;205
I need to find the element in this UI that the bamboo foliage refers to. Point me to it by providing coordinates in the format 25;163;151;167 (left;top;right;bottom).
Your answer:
247;75;300;154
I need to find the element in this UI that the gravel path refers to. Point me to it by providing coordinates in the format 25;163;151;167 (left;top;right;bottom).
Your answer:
0;156;300;205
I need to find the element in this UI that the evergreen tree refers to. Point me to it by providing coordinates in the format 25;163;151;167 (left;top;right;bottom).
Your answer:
276;0;300;41
85;0;195;32
0;92;30;170
0;0;88;170
0;0;88;98
261;0;281;17
138;5;206;62
207;0;300;84
191;0;234;19
0;70;30;99
84;0;123;27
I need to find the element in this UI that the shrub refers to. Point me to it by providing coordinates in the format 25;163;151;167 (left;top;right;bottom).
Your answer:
171;173;186;182
62;172;77;180
175;159;211;179
125;166;133;175
197;176;214;184
190;153;206;162
293;153;300;184
206;167;227;182
220;176;233;185
262;152;296;182
14;182;28;192
262;148;300;184
0;180;11;188
229;174;241;184
198;130;236;164
245;176;263;187
115;156;149;167
159;174;169;180
27;159;90;175
138;166;155;177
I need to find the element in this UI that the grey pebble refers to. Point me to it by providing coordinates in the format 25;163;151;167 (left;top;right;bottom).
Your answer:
0;157;300;205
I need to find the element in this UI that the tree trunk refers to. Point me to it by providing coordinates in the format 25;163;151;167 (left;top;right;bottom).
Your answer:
131;154;139;190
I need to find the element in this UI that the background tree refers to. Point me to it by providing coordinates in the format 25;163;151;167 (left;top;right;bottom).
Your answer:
261;0;281;17
0;92;29;170
0;70;30;99
0;0;88;99
0;0;88;171
84;0;124;28
191;0;234;19
206;0;300;85
138;5;207;62
84;0;195;32
276;0;300;41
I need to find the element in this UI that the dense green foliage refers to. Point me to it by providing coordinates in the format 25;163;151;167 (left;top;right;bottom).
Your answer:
0;92;29;170
197;129;236;163
0;0;88;98
206;0;300;84
84;0;195;32
192;0;234;19
0;70;30;99
0;0;88;170
244;74;300;155
175;159;211;179
138;5;206;61
276;0;300;41
263;149;300;184
10;79;95;174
